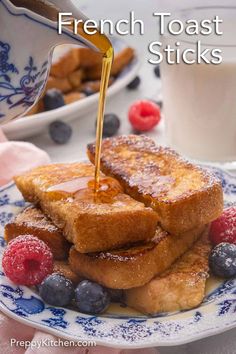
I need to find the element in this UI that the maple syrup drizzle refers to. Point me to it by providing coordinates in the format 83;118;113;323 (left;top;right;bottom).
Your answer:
47;176;93;194
69;22;114;194
47;176;122;203
94;52;113;193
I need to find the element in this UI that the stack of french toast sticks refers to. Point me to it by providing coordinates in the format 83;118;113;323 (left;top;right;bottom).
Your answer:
27;44;134;115
5;135;223;315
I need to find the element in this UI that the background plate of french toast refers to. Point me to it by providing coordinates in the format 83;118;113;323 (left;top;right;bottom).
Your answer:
0;135;236;348
3;38;139;140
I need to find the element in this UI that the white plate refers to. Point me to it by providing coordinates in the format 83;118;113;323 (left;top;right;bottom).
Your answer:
0;167;236;348
2;38;140;140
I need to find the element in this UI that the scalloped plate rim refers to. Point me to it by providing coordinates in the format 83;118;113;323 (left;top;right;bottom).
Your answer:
1;302;236;349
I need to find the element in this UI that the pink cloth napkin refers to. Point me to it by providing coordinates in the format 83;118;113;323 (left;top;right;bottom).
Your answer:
0;130;158;354
0;129;50;186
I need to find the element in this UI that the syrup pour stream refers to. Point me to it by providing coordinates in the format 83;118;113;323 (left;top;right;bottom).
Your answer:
69;23;114;194
94;52;113;193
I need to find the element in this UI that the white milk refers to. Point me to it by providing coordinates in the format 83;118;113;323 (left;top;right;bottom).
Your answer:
161;15;236;164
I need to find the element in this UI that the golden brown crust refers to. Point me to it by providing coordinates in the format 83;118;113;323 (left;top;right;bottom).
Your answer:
4;206;71;260
68;69;83;89
85;47;135;80
111;47;135;76
50;45;80;78
53;261;81;284
69;225;206;289
46;76;72;93
87;135;223;235
14;163;158;253
125;230;211;314
64;92;85;105
77;47;103;68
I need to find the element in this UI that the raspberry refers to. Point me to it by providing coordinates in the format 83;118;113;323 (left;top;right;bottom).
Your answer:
128;100;161;132
209;207;236;246
2;235;53;286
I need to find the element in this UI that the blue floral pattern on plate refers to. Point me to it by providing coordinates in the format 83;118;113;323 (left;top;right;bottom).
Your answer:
0;167;235;348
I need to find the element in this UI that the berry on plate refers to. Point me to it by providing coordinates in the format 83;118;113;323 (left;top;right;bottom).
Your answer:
127;76;141;90
75;280;110;314
39;273;74;307
2;235;53;286
49;120;72;144
209;242;236;278
43;89;65;111
82;87;95;96
154;65;160;78
209;207;236;245
96;114;120;137
128;100;161;132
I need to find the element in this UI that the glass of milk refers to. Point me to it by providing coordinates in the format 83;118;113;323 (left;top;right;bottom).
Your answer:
160;7;236;169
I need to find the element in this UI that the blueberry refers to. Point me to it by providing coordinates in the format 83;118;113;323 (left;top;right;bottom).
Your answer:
75;280;110;314
39;273;74;307
107;288;124;303
49;120;72;144
43;89;65;111
95;114;120;137
82;87;95;97
154;65;160;78
209;242;236;278
127;76;141;90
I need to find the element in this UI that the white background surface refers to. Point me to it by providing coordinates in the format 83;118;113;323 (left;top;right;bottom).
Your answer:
22;0;236;352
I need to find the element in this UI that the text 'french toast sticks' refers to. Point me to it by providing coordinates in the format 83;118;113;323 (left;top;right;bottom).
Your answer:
87;135;223;235
125;230;211;314
69;225;206;289
14;163;158;253
4;206;71;260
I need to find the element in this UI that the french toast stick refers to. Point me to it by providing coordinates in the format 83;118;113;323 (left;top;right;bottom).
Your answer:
125;230;211;314
46;76;72;93
53;261;81;284
64;92;85;105
77;47;103;68
68;69;83;90
87;135;223;235
69;225;206;289
4;206;70;260
50;45;80;78
85;47;135;80
5;207;80;284
14;163;158;253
